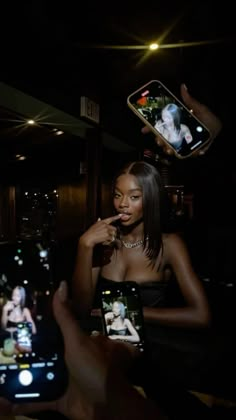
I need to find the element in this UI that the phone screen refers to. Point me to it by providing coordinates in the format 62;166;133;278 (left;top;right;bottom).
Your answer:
0;240;67;402
127;80;211;158
100;281;145;353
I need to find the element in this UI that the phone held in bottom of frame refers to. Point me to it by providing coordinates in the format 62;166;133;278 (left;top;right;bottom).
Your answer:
100;281;146;353
0;240;68;402
127;79;211;159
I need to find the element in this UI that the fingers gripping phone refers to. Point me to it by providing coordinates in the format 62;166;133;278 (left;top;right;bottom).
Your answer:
127;80;211;159
0;240;68;402
100;281;146;353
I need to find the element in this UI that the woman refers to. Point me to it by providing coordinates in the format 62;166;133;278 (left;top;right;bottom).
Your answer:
154;103;193;152
72;160;210;329
105;300;140;343
72;160;212;403
1;285;37;334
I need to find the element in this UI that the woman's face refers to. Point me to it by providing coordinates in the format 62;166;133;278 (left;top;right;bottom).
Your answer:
112;302;121;316
162;109;173;126
113;174;143;226
12;288;21;305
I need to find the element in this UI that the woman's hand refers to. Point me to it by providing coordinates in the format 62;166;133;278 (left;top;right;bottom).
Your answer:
3;300;14;312
79;214;122;248
142;83;222;157
105;311;114;322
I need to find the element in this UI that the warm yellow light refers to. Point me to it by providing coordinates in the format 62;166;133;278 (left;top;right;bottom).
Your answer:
27;119;35;125
149;43;159;50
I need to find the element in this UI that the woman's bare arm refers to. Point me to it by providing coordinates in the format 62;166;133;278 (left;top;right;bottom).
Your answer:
125;318;140;342
109;319;140;343
24;308;37;334
1;301;14;329
72;215;121;318
144;233;211;328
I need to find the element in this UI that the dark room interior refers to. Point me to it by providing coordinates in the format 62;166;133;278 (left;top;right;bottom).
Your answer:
0;1;236;418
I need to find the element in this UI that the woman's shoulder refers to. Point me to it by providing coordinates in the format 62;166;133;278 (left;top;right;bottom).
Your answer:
162;232;190;264
23;307;31;315
162;232;186;250
162;231;181;242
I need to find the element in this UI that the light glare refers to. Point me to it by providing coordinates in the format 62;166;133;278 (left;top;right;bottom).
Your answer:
149;43;159;50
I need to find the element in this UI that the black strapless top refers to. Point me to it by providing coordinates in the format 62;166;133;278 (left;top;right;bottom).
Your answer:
6;319;20;328
95;276;170;309
109;327;128;336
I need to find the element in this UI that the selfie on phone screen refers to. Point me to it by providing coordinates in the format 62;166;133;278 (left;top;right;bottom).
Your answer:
101;282;145;352
0;240;67;402
127;80;211;158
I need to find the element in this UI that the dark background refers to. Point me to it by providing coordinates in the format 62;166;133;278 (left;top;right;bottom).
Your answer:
0;2;236;414
1;0;235;149
0;0;235;249
0;0;235;260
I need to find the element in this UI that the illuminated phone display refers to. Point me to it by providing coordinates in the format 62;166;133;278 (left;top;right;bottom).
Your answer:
127;80;211;158
100;281;146;353
0;240;67;402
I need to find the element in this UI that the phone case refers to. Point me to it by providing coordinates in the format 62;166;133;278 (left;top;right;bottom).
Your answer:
127;80;211;159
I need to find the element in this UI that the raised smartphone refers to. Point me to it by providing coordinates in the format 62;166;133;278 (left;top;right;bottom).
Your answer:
127;80;211;159
0;240;68;402
100;281;146;353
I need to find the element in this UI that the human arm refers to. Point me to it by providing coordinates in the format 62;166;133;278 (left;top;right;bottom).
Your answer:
154;120;165;133
108;319;140;343
104;312;114;334
1;300;14;329
181;124;193;144
23;308;37;334
143;233;211;328
1;281;167;420
72;214;122;318
105;311;114;323
142;83;222;157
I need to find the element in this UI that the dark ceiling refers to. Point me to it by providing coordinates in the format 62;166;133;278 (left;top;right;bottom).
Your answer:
0;0;235;170
0;104;90;183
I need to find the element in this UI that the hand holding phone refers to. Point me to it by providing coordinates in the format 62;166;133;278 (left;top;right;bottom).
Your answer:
0;240;68;403
128;80;212;159
142;83;222;157
0;282;154;419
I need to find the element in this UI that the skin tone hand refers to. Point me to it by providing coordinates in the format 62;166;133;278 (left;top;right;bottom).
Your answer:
0;282;160;420
80;214;122;248
3;301;14;311
142;83;222;157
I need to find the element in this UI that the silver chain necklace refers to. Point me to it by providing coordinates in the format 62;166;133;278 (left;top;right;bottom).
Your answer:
121;238;144;249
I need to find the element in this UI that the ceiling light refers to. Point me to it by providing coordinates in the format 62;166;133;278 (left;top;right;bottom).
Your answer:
149;43;159;50
15;154;26;161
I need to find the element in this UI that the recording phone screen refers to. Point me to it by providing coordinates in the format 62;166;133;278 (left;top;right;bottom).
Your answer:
0;240;67;402
100;281;146;353
127;80;211;158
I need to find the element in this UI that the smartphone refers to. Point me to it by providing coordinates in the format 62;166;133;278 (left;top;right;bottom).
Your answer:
100;281;146;353
15;322;33;353
0;240;68;402
127;80;211;159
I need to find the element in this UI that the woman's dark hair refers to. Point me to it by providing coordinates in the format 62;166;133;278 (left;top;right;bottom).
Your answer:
113;161;164;265
163;103;182;132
